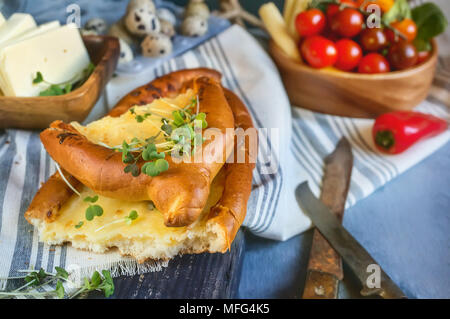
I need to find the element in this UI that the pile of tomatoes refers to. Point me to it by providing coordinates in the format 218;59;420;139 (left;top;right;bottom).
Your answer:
295;0;427;73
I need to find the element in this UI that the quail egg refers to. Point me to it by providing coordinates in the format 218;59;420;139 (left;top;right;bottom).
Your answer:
141;33;172;57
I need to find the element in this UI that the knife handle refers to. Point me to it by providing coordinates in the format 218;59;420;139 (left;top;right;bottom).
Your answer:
302;270;339;299
302;229;343;299
307;229;343;280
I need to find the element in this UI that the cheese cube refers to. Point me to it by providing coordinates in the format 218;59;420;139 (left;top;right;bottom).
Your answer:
0;23;90;97
0;13;36;45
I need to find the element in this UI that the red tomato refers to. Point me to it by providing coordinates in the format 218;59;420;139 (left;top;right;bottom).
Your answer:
358;53;390;73
326;0;357;21
330;8;364;38
386;19;417;43
335;39;362;71
300;36;338;68
359;28;388;51
417;50;431;65
295;9;326;37
326;4;340;21
388;41;418;70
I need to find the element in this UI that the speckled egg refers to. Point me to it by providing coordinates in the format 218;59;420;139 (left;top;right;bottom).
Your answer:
181;15;208;37
127;0;156;13
125;7;160;36
141;33;172;57
156;8;176;25
80;28;98;36
84;18;107;34
159;19;175;38
118;38;134;65
184;1;210;20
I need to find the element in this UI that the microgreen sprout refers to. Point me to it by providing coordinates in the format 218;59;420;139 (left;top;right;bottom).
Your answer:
75;221;84;229
94;210;139;233
69;270;114;299
113;95;207;179
81;195;103;221
55;163;80;197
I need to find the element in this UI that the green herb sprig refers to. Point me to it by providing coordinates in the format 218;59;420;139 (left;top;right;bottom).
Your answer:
69;270;114;299
33;62;95;96
94;210;139;233
0;267;76;299
0;267;114;299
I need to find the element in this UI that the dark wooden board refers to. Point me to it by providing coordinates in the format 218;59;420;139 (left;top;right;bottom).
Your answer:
89;229;246;299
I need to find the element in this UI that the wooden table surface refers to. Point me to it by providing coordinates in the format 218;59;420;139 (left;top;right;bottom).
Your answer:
88;230;246;299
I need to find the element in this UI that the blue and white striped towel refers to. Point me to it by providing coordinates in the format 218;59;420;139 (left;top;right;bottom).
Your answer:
1;23;449;285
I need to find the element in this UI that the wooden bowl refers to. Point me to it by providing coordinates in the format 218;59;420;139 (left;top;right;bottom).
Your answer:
0;35;120;129
269;40;438;118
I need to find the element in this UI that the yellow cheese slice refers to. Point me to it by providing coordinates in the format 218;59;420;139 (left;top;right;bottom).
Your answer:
71;89;195;148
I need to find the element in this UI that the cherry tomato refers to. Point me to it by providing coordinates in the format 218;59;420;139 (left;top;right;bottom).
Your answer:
330;8;364;38
359;28;388;51
295;9;326;37
326;0;357;21
300;35;338;68
388;41;418;70
326;4;340;21
335;39;362;71
417;50;431;65
387;19;417;43
358;53;390;73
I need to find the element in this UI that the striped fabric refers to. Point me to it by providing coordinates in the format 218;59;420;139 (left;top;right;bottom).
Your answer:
1;11;450;290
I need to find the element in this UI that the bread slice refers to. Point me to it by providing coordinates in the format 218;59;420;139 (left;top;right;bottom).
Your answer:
26;169;229;263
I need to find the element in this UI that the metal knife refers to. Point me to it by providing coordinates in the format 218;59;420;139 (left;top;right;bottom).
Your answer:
296;182;407;299
302;137;353;299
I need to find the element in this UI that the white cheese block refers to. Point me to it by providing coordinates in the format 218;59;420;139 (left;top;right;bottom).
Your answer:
0;23;90;97
0;13;36;45
0;21;61;95
9;20;60;44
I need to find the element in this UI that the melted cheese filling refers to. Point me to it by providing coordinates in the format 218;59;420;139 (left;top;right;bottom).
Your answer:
71;89;195;147
38;168;225;259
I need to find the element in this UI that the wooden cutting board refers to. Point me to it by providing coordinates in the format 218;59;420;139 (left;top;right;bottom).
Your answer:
88;230;246;299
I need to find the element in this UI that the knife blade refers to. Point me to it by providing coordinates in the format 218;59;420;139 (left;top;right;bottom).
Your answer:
296;182;406;299
302;137;353;299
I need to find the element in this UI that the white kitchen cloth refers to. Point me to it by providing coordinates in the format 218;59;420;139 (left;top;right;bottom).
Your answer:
1;23;449;287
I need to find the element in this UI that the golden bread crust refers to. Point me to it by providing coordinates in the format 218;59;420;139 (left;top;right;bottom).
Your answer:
39;69;234;227
207;88;256;248
25;169;80;223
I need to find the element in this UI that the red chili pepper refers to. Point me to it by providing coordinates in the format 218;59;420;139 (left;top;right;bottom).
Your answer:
372;111;448;154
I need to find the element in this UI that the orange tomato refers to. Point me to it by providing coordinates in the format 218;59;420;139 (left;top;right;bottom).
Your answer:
356;0;394;12
390;18;418;42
